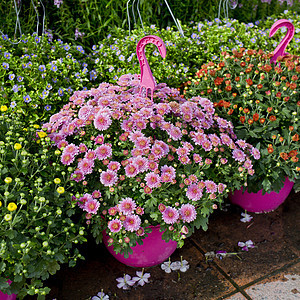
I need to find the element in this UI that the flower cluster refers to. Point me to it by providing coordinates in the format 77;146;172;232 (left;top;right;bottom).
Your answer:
44;73;259;256
186;48;300;193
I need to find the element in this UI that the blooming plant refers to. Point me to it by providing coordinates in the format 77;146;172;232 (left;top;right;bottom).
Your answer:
43;73;259;257
186;48;300;193
0;113;86;298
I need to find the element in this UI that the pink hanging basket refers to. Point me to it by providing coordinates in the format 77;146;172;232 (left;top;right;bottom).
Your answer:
229;177;294;213
0;281;16;300
103;225;177;267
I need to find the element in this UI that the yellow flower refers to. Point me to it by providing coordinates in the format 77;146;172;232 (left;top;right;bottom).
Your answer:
0;105;7;112
14;143;22;150
57;187;65;194
4;177;12;184
37;131;47;138
54;178;61;184
33;124;40;129
4;214;12;221
7;202;17;212
0;201;2;207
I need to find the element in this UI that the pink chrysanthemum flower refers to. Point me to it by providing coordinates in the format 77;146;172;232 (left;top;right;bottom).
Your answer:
108;161;121;172
151;145;165;159
78;143;88;153
119;197;137;215
135;137;150;150
108;206;118;216
61;153;75;165
236;139;247;150
148;161;158;171
201;139;212;152
205;180;218;193
145;172;161;188
162;207;179;224
216;117;229;129
136;227;145;236
180;204;197;223
192;132;206;145
161;172;172;183
95;144;112;160
243;159;253;170
232;149;246;162
92;190;101;198
100;170;118;186
94;134;104;144
251;147;260;160
179;155;191;165
220;158;228;164
83;199;100;214
131;148;143;157
125;163;139;178
176;147;189;157
78;105;93;120
85;150;96;161
78;193;93;209
78;158;94;175
169;126;182;141
108;219;122;233
94;111;112;131
63;143;79;156
129;131;144;143
71;170;85;182
134;156;149;173
161;165;176;179
158;203;166;212
58;140;68;149
123;215;141;232
220;133;233;146
193;153;202;163
208;134;221;147
188;174;198;183
218;183;226;194
186;184;203;201
136;207;144;215
121;119;134;132
135;119;147;130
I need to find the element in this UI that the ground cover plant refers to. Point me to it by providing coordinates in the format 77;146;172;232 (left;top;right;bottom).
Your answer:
0;110;86;298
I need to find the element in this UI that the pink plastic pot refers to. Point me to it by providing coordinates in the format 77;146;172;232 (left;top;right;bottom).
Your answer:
103;225;177;267
0;280;16;300
229;177;294;213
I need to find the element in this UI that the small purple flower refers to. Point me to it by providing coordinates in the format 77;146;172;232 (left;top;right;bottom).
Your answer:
116;274;135;290
240;212;253;223
44;105;52;111
23;95;31;103
8;74;15;80
2;62;9;70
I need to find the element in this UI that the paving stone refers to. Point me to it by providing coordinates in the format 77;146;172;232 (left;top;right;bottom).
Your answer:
191;191;300;287
245;263;300;300
225;292;248;300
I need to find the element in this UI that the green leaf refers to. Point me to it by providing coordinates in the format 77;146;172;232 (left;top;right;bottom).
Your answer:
47;260;60;275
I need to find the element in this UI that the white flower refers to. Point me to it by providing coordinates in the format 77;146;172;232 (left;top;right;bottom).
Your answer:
238;240;255;251
161;260;172;273
170;261;181;271
178;259;189;272
116;274;135;290
91;290;109;300
132;270;151;286
240;212;253;223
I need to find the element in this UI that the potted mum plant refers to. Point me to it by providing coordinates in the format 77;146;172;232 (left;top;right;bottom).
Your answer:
43;69;260;266
185;48;300;212
0;110;86;299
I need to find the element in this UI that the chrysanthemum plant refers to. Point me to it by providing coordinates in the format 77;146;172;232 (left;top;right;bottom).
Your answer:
0;112;86;298
43;36;260;257
186;47;300;193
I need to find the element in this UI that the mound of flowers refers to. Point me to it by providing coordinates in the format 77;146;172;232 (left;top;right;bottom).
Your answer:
186;48;300;193
43;74;260;256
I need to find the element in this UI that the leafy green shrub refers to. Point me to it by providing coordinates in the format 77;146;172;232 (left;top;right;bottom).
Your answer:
0;110;86;299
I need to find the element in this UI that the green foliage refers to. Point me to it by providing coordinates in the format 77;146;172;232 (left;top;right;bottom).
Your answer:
0;113;86;298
